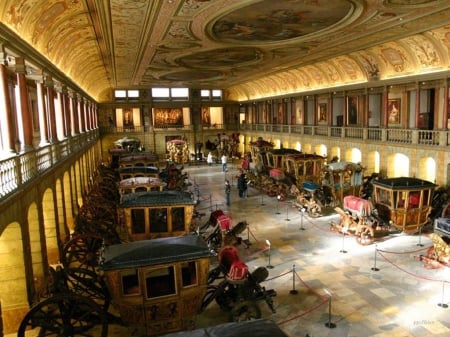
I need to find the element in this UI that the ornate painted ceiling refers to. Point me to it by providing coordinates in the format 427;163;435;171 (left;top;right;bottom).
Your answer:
1;0;450;102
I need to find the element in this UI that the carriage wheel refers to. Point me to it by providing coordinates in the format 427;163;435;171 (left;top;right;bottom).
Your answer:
230;301;261;322
65;268;111;311
207;265;225;284
308;204;321;218
356;225;375;245
17;293;108;337
62;234;107;270
200;285;220;312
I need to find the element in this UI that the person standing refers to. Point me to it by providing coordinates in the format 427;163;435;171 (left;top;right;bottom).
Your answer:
242;156;249;172
221;154;227;172
225;179;231;206
238;173;249;198
207;152;213;166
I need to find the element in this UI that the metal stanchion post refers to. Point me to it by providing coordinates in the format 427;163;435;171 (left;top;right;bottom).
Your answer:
371;244;380;271
290;264;298;295
323;289;336;328
300;207;306;230
260;194;265;206
266;240;273;269
340;231;347;253
438;280;448;308
276;195;281;214
417;225;424;247
285;202;290;221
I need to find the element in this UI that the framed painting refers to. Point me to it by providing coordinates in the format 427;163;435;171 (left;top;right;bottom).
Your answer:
318;103;327;122
388;98;400;125
201;107;211;126
123;108;134;128
346;96;358;125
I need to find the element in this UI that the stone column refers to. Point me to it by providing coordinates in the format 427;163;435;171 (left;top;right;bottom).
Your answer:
36;80;49;144
0;47;15;153
44;75;58;142
15;57;34;151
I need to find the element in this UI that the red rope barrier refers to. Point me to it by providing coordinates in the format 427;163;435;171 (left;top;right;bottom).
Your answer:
377;250;449;283
377;246;431;255
277;297;329;325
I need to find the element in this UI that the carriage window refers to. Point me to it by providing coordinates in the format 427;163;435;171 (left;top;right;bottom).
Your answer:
149;208;168;232
145;266;176;298
395;191;407;208
171;207;185;232
377;189;391;206
297;162;304;176
131;209;146;234
122;269;140;295
423;189;430;204
181;261;197;287
409;191;420;208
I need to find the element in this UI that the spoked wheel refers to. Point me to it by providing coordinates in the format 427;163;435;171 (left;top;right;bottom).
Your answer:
62;234;107;270
230;300;261;322
200;285;219;312
356;224;375;245
65;268;111;311
17;293;108;337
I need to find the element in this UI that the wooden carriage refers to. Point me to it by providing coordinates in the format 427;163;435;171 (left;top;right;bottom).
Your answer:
321;161;364;203
119;166;160;180
119;190;196;241
284;153;326;186
118;177;166;201
372;177;436;233
119;152;160;168
99;235;214;336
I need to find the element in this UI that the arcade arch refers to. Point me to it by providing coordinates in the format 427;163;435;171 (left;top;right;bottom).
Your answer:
387;153;410;177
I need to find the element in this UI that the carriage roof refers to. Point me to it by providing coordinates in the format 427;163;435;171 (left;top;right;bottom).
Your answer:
119;152;159;162
324;161;362;171
159;319;288;337
118;166;159;174
99;235;214;271
372;177;436;190
118;177;165;188
120;190;195;207
286;153;325;160
268;148;302;155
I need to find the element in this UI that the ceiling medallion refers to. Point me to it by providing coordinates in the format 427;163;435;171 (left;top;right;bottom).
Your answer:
211;0;352;43
177;47;263;69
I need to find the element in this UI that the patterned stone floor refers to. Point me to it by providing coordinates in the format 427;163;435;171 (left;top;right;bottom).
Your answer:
9;162;450;337
180;163;450;337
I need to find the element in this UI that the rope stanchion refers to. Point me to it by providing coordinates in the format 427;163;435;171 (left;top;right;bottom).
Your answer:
371;244;379;271
323;288;336;329
290;264;298;295
261;266;331;326
438;280;449;308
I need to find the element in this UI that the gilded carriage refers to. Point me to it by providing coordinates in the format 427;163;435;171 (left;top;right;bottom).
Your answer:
331;196;391;245
119;152;160;168
118;190;196;241
119;165;160;180
99;235;214;336
118;177;166;201
321;161;365;203
284;153;326;186
371;177;436;233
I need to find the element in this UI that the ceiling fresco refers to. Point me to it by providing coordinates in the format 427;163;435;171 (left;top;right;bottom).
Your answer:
1;0;450;102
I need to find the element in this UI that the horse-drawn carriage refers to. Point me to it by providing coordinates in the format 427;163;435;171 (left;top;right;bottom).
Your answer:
99;235;214;336
331;176;437;244
200;245;277;322
331;196;393;245
371;177;436;233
